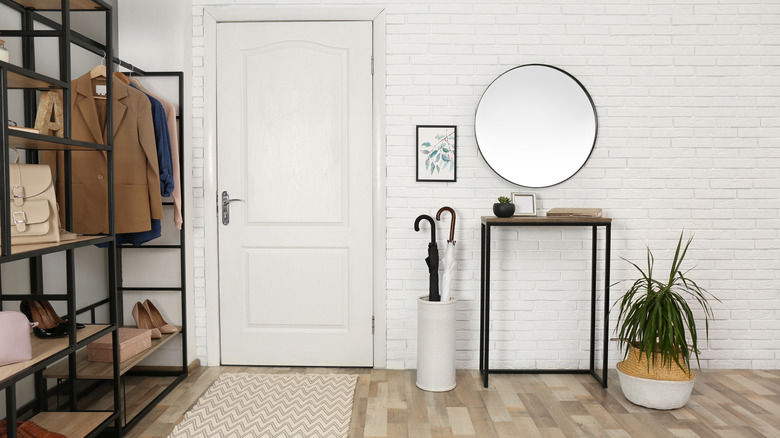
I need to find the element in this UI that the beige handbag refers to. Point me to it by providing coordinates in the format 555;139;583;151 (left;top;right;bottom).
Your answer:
7;152;60;245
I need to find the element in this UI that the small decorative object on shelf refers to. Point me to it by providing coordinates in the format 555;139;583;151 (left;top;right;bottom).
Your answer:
416;125;456;182
492;196;515;218
547;207;602;218
613;232;719;409
0;39;9;63
34;91;65;138
511;192;536;216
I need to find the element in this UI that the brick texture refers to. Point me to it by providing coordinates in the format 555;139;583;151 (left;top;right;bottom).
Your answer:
191;0;780;369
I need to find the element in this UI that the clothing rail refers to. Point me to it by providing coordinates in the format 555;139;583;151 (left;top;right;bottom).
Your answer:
112;70;187;434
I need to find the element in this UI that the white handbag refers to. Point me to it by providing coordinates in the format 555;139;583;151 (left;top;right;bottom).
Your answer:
7;152;61;245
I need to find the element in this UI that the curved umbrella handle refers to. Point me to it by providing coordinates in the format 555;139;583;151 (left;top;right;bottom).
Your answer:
414;214;436;244
436;206;456;242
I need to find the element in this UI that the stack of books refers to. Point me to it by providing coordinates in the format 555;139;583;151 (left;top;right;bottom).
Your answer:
546;208;603;218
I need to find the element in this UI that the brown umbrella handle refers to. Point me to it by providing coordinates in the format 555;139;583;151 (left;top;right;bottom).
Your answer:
436;206;456;242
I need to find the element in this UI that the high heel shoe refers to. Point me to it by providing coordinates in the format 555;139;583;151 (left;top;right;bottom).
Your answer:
131;302;162;339
20;300;68;338
143;299;178;334
39;299;85;330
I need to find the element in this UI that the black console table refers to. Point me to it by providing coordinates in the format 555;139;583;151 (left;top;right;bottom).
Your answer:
479;216;612;388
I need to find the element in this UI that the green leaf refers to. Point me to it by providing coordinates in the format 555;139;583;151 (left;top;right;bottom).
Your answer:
421;142;431;147
611;232;718;374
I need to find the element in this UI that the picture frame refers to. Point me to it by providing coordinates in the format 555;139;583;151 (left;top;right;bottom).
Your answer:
416;125;456;182
511;192;537;216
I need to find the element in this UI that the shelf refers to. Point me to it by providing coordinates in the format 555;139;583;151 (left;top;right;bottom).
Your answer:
481;215;612;225
8;0;105;10
8;130;111;151
0;61;68;89
70;374;177;428
43;328;182;380
0;324;110;385
29;411;113;438
1;235;113;262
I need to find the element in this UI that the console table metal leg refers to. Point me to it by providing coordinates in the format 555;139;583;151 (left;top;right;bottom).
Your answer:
589;226;597;376
602;224;612;387
483;224;492;388
479;223;486;386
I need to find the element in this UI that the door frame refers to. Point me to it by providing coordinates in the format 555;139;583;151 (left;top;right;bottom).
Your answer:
202;7;387;368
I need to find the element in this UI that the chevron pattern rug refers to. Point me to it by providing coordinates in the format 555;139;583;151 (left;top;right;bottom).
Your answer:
168;373;358;438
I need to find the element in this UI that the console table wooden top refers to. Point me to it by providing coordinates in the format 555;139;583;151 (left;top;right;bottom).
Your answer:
481;216;612;225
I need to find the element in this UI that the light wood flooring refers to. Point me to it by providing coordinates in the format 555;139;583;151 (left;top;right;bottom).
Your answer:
125;367;780;437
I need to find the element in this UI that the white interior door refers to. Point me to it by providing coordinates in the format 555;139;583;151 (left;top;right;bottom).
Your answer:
217;21;373;366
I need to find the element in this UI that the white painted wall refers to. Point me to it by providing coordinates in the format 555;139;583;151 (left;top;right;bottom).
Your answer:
152;0;779;370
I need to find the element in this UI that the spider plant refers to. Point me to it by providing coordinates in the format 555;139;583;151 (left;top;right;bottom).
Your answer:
614;232;718;375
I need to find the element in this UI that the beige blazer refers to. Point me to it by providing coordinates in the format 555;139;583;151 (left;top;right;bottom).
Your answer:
43;72;162;234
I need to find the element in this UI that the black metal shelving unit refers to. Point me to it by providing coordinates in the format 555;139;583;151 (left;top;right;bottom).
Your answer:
0;1;122;438
110;70;187;434
1;1;187;437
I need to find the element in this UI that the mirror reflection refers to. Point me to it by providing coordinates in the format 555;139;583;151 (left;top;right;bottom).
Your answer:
475;64;597;188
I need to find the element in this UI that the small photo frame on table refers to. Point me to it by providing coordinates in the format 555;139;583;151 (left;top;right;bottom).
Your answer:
416;125;456;182
511;192;537;216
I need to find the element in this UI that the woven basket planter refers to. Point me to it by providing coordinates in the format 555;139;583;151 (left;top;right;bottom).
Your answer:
616;346;696;410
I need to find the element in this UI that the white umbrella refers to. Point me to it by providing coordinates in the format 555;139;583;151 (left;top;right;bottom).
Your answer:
436;207;457;302
440;241;456;302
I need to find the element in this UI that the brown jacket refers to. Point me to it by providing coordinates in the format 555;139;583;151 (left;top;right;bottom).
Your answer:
42;72;162;234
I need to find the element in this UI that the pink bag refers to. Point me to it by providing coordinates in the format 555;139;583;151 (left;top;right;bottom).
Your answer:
0;311;35;367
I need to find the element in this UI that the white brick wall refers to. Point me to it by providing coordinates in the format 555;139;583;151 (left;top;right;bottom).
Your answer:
190;0;780;369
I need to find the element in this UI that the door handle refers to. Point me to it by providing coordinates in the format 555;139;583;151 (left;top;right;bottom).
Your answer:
221;191;244;225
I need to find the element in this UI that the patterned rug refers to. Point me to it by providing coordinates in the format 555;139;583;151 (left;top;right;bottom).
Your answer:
168;373;358;438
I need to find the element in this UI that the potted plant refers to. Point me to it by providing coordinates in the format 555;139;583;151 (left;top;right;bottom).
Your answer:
613;233;718;410
493;196;515;218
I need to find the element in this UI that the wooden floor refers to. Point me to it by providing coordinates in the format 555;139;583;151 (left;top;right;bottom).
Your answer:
126;367;780;438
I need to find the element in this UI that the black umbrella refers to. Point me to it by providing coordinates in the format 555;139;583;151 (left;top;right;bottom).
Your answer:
415;214;440;302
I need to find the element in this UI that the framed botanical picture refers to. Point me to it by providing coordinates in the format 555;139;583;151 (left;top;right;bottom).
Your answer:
511;192;537;216
416;125;456;182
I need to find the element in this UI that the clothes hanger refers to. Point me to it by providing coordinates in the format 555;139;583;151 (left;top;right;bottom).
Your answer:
113;70;131;85
89;51;107;79
89;50;107;99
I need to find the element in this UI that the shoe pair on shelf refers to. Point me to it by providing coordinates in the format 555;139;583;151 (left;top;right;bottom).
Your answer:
19;299;85;339
131;299;178;339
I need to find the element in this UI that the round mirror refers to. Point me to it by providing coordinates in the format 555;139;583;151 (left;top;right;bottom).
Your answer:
475;64;597;188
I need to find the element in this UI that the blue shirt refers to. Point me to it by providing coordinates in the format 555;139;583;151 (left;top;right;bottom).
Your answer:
133;83;174;196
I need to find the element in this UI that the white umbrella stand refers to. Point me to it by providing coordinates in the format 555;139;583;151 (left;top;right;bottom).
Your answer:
415;206;459;392
417;295;457;392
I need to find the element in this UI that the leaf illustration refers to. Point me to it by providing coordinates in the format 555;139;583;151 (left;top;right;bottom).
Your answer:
436;154;441;162
430;150;439;158
421;149;430;154
430;165;435;175
436;165;440;173
442;155;450;162
421;142;431;147
442;148;450;153
450;161;454;171
425;161;429;171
